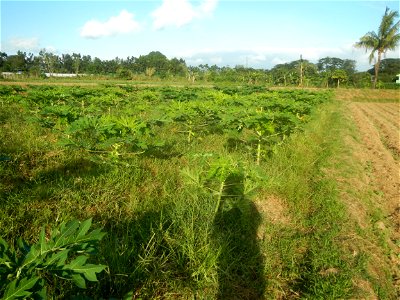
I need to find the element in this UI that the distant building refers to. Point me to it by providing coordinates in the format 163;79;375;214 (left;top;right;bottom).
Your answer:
1;72;25;79
396;74;400;84
44;73;78;78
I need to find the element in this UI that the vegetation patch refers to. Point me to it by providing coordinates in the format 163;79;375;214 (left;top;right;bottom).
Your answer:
0;84;397;298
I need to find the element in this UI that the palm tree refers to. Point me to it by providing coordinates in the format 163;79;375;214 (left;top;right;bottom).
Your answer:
355;7;400;88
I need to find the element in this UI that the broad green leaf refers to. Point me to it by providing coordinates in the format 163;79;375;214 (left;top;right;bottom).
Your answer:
77;264;106;282
3;276;39;299
63;255;105;282
53;220;79;248
21;245;41;269
71;273;86;289
123;291;135;300
65;255;88;270
76;218;92;239
74;227;106;245
0;237;9;250
39;228;48;255
16;238;29;255
43;249;70;267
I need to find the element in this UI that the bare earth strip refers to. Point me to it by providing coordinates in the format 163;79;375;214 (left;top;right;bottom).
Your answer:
354;103;400;158
362;103;400;130
348;102;400;294
361;103;400;130
377;103;400;119
349;102;399;215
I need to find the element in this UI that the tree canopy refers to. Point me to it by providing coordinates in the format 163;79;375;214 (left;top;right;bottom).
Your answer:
354;7;400;88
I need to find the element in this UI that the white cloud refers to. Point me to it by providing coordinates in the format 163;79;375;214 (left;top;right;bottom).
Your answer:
152;0;218;30
80;10;141;39
199;0;218;14
209;56;222;64
180;43;383;70
7;37;39;51
44;46;57;53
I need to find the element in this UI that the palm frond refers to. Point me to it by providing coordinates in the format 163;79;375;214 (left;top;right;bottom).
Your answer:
379;7;400;38
355;7;399;65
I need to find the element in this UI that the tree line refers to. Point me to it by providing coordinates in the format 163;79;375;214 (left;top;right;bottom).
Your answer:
1;49;399;88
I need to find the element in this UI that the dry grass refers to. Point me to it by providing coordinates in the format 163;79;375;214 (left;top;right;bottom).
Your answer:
335;88;400;102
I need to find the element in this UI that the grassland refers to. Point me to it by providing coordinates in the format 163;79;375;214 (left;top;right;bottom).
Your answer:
0;83;398;298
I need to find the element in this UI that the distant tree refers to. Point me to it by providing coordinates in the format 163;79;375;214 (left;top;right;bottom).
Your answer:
80;55;92;73
134;51;169;77
39;49;58;75
270;59;317;86
317;57;356;87
61;54;74;73
0;52;7;71
91;57;105;74
116;67;133;79
72;53;81;75
187;66;198;83
354;7;400;88
331;69;348;88
145;67;156;77
5;51;27;72
169;57;187;77
317;57;356;74
367;58;400;82
352;72;372;88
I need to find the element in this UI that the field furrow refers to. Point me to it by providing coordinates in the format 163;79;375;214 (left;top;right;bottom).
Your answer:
355;103;400;158
378;103;400;118
349;102;400;225
364;103;400;127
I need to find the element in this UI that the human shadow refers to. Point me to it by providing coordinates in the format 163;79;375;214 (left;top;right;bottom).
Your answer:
213;172;265;299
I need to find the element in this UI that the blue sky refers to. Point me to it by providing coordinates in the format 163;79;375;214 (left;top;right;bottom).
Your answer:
1;0;399;71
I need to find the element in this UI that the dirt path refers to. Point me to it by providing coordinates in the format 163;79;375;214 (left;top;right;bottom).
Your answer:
347;101;400;295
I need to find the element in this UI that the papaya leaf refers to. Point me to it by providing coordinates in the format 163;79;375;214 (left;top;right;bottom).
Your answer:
76;218;92;239
63;255;105;285
71;274;86;289
43;249;70;268
3;276;39;299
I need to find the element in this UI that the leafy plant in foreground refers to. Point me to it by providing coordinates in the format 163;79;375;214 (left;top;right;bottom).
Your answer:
0;218;106;299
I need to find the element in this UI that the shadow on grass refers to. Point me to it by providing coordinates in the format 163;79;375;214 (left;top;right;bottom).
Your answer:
142;142;183;159
0;155;106;202
213;172;265;299
95;209;170;298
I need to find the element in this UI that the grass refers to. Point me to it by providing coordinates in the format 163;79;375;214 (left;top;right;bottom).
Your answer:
0;84;397;298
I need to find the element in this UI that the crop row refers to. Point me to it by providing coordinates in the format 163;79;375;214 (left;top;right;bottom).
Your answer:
1;85;331;164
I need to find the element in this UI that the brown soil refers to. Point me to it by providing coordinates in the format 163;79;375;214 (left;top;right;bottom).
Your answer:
349;102;400;215
254;194;291;241
346;101;400;296
355;103;400;158
335;89;400;101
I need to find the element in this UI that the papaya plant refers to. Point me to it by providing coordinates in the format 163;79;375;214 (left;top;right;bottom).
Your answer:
0;218;106;299
59;115;153;158
163;100;220;143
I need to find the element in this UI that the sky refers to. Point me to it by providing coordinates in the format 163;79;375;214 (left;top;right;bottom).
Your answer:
1;0;399;71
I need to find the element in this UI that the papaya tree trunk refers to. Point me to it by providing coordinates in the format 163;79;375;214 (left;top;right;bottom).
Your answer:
256;136;262;165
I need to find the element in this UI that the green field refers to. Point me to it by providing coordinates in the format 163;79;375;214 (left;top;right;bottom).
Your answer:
0;84;398;299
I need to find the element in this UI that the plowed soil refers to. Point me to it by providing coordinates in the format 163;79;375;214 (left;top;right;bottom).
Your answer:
347;100;400;295
349;102;399;218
